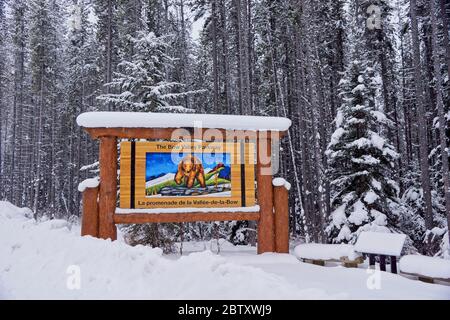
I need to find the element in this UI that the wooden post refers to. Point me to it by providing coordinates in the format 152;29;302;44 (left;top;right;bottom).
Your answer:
379;255;386;272
369;254;375;268
274;185;289;253
81;187;99;237
390;256;397;274
98;136;117;240
256;134;274;253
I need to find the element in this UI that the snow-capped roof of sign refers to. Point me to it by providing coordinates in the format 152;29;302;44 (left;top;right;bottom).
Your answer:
354;231;406;256
76;112;292;131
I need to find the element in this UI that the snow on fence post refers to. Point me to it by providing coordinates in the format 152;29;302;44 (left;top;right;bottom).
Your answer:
98;136;118;240
256;133;275;253
273;178;290;253
81;186;99;237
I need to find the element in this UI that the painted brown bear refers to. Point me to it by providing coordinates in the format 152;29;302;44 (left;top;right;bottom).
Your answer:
174;155;206;188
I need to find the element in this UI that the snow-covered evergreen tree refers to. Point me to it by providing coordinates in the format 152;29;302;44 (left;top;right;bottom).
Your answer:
98;31;192;112
325;59;401;243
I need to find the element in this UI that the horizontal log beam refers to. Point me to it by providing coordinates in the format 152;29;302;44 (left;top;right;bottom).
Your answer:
114;211;260;224
84;127;287;140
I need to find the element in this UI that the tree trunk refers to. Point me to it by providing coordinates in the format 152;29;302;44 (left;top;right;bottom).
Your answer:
212;0;219;112
430;0;450;247
439;0;450;96
410;0;434;230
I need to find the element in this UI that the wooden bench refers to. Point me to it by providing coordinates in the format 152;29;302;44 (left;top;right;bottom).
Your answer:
354;231;406;274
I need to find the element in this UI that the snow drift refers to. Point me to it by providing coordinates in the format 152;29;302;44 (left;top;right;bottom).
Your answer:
1;202;449;300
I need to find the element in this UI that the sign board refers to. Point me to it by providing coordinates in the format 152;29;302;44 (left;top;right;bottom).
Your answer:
120;141;255;209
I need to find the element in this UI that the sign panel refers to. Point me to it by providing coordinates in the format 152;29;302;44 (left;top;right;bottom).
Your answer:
120;141;255;209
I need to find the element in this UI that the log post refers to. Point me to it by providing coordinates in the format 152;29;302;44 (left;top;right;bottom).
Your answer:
256;133;274;253
274;185;289;253
81;187;99;237
390;256;397;274
379;255;386;272
98;136;117;240
369;254;375;268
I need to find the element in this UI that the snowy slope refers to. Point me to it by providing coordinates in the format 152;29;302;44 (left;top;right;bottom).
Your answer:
0;202;449;300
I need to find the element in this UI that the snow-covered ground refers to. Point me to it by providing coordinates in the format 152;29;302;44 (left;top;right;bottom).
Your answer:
1;201;449;300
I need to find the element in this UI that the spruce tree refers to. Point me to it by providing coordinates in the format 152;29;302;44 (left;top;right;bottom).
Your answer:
325;59;401;243
97;31;191;112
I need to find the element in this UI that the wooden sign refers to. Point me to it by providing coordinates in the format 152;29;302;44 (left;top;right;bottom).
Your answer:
120;141;255;209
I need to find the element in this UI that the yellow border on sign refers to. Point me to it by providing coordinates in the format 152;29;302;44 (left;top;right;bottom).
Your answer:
119;141;255;209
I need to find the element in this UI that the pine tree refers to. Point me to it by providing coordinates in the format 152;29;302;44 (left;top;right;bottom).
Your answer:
325;59;400;243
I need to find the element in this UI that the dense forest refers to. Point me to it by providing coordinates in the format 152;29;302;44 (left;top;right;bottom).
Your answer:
0;0;449;256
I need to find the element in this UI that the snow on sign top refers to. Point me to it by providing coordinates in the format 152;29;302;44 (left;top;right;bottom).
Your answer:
76;112;292;131
354;231;406;256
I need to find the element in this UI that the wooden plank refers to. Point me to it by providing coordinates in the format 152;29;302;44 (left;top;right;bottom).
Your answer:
85;127;287;140
302;259;326;266
343;261;359;268
256;134;275;254
400;271;450;284
98;136;118;240
274;185;289;253
81;187;99;237
114;211;260;224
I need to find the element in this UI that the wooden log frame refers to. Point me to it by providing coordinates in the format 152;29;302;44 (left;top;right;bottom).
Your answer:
114;211;260;224
81;186;99;237
273;185;289;253
84;127;287;140
98;136;118;240
80;127;289;254
256;133;275;253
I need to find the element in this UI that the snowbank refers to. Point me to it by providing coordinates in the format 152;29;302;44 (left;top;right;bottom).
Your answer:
354;231;406;256
76;112;292;131
0;201;33;220
400;255;450;279
1;202;449;300
294;243;360;261
0;202;320;299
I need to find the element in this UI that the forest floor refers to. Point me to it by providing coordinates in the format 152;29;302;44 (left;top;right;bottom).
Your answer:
0;201;449;300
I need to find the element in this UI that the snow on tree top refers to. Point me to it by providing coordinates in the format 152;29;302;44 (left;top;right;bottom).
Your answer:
354;231;406;256
77;112;292;131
